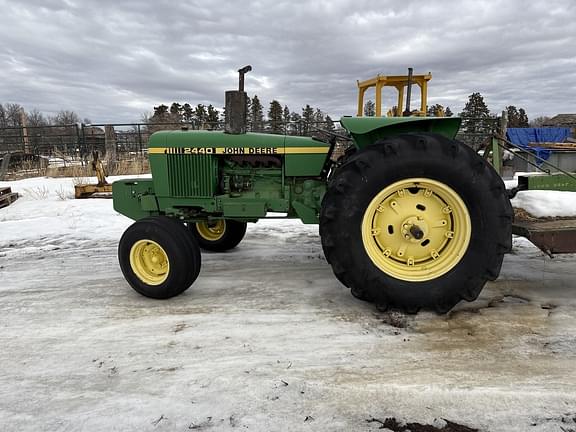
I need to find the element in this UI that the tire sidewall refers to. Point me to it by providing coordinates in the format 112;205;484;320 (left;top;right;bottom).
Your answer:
119;217;200;299
323;134;509;309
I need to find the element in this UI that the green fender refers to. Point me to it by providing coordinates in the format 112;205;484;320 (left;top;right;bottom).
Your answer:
340;116;462;148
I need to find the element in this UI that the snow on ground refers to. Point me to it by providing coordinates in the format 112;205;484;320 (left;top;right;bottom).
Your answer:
506;174;576;218
512;190;576;217
1;177;576;432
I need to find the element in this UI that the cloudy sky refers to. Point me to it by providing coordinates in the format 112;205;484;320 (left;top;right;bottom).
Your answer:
0;0;574;124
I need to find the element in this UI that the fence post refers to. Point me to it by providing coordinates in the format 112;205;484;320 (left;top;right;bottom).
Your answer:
79;124;87;164
20;109;30;154
492;111;507;176
137;124;142;154
104;125;117;172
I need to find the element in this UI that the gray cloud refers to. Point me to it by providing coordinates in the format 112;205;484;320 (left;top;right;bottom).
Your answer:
0;0;574;123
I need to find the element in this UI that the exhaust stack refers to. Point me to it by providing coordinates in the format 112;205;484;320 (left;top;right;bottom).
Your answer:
224;65;252;134
403;67;413;117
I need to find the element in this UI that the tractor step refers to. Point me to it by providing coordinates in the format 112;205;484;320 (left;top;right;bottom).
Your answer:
74;184;113;199
513;218;576;254
0;187;19;209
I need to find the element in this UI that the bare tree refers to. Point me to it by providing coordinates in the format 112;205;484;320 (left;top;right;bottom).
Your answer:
529;116;551;128
4;103;24;127
27;109;48;127
51;110;80;126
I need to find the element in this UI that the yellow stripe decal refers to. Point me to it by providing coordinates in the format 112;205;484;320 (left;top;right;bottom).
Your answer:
149;146;329;155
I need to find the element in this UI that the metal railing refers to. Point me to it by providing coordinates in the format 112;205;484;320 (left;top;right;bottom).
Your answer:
0;119;340;161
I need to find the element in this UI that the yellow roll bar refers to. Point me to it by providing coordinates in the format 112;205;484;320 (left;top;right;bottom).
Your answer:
357;72;432;117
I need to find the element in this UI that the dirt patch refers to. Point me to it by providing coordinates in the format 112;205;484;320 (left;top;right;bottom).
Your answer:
514;207;574;222
378;310;410;328
366;417;478;431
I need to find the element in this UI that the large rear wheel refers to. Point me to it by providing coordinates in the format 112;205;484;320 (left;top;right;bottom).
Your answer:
320;133;512;313
119;216;201;299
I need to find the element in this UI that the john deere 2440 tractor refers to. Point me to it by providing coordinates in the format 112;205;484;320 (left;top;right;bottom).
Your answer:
113;67;512;313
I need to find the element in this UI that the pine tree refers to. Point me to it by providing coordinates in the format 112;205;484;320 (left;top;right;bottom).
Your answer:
506;105;519;126
364;100;375;116
426;104;445;117
301;104;314;136
268;100;283;134
290;112;303;136
245;97;253;131
182;103;194;123
460;92;490;119
518;108;529;127
459;93;492;149
148;104;173;131
169;103;182;122
194;104;208;128
445;106;453;117
154;104;168;116
250;95;264;132
324;115;335;132
506;106;529;128
206;104;219;129
283;105;291;134
152;104;170;123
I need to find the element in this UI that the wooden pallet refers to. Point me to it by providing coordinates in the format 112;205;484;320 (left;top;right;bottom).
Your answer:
0;187;19;209
528;141;576;150
74;184;113;199
0;153;11;181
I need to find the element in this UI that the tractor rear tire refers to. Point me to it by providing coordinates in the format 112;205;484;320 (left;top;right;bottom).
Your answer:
190;220;247;252
119;216;201;299
320;133;512;314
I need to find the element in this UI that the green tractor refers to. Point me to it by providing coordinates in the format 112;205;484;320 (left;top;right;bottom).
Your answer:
113;66;512;313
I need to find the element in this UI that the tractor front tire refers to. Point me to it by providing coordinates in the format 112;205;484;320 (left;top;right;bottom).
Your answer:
320;133;512;314
190;220;247;252
119;216;201;299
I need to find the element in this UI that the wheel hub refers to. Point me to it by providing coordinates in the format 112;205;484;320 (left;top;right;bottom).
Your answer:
196;220;226;241
129;240;170;285
361;178;471;281
401;216;429;242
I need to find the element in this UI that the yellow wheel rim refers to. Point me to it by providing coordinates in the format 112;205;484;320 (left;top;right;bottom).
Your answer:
361;178;471;282
196;220;226;241
129;239;170;285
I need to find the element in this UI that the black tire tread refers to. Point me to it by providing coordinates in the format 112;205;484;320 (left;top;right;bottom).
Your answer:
320;133;512;313
118;216;201;299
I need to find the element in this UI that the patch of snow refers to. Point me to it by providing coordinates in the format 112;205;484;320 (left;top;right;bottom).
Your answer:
512;190;576;217
503;173;576;217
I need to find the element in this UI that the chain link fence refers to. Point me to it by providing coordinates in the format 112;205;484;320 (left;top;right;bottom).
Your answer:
3;117;495;179
0;120;343;179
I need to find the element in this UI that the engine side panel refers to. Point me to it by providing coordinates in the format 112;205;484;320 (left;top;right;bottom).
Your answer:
127;130;330;222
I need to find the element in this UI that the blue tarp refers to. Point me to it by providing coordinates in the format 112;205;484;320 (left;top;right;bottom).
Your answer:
507;127;571;161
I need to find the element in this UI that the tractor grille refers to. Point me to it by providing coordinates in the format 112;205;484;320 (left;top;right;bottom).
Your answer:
167;154;216;197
